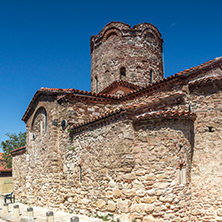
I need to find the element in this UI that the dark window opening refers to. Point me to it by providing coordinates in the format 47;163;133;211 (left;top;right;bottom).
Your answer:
79;165;82;183
45;111;47;132
95;76;98;93
150;70;153;84
207;126;213;132
188;105;191;112
120;67;126;79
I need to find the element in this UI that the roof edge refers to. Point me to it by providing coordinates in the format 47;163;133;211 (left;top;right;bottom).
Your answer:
11;146;26;157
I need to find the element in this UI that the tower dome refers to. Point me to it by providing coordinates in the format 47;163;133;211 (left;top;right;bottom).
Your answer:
90;22;164;93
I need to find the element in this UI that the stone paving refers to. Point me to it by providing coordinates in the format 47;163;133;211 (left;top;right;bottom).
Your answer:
0;197;103;222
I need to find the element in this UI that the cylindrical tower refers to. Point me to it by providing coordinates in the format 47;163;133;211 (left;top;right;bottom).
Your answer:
90;22;164;93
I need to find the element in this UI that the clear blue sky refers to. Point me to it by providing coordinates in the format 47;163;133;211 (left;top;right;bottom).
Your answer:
0;0;221;147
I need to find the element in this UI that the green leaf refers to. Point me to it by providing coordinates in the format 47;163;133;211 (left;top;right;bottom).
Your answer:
0;132;26;169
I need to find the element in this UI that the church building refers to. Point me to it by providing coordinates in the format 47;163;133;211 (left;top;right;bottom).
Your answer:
11;22;222;221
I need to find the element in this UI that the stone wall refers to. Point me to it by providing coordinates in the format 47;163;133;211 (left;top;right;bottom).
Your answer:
12;61;222;221
12;151;27;201
13;94;117;207
12;102;194;222
188;80;222;221
59;116;194;221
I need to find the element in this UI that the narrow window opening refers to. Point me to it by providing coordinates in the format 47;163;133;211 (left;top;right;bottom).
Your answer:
95;76;98;93
79;165;82;184
178;164;186;186
188;104;191;112
45;111;47;132
120;67;126;79
179;164;183;185
40;121;43;136
150;70;153;84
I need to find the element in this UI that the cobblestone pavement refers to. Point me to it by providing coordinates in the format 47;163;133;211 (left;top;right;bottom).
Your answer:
0;196;103;222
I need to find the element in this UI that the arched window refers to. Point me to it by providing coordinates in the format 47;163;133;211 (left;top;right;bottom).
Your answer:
32;107;47;137
120;67;126;79
106;32;117;41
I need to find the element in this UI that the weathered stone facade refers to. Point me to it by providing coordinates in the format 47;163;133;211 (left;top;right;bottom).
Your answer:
11;22;222;221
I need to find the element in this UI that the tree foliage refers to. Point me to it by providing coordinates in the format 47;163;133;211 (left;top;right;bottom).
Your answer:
0;132;26;169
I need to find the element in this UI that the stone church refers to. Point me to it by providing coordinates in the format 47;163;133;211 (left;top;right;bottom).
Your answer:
11;22;222;221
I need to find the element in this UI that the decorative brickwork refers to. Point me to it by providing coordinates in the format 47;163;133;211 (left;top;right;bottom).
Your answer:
90;22;164;93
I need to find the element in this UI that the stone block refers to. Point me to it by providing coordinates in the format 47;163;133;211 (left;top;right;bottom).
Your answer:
122;189;134;197
123;130;134;140
153;182;169;189
159;193;175;203
107;201;116;212
131;203;145;213
141;197;156;204
113;189;121;198
97;199;106;209
118;199;130;213
144;204;154;213
218;209;222;216
136;189;146;197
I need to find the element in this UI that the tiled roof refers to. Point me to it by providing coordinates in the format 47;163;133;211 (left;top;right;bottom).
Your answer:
0;165;11;172
0;152;12;172
135;110;196;121
189;75;222;85
22;57;222;123
38;87;119;98
69;93;193;134
99;80;140;94
11;146;26;157
22;87;120;122
120;57;222;101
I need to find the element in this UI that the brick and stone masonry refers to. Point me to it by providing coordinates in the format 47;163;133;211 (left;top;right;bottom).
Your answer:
90;22;164;93
11;22;222;221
